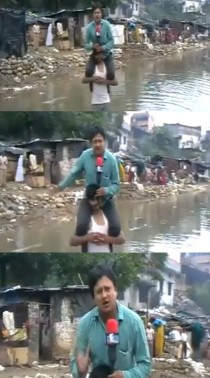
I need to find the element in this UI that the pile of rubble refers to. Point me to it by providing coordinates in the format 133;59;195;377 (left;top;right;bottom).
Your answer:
121;41;205;59
117;181;204;201
0;186;80;222
0;48;123;82
152;358;209;378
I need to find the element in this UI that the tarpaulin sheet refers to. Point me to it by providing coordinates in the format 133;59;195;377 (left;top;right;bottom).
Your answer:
0;8;27;59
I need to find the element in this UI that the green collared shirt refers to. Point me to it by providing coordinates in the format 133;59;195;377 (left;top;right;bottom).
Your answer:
85;20;114;58
58;148;120;199
70;303;151;378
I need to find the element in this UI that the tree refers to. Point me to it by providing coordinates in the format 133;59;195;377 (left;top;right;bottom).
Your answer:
147;0;184;20
188;281;210;314
0;0;121;11
136;126;179;158
0;253;51;287
0;111;123;141
0;253;168;290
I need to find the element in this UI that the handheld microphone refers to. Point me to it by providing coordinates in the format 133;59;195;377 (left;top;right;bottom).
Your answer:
106;319;119;369
96;156;104;174
95;24;101;37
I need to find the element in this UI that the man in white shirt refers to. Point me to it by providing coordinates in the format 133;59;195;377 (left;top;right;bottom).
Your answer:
70;184;125;252
0;152;8;187
82;51;118;111
146;322;155;358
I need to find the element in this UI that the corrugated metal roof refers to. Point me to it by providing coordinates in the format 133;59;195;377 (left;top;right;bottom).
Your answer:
0;285;88;294
15;138;87;147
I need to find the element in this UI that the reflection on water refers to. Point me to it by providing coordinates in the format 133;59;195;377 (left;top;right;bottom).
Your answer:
1;191;210;253
0;48;210;111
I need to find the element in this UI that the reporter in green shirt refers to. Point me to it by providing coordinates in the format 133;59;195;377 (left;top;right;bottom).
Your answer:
70;264;151;378
85;6;115;83
58;126;121;252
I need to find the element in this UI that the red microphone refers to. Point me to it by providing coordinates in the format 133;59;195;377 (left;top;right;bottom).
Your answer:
106;319;119;345
96;156;104;172
95;24;101;36
106;319;119;368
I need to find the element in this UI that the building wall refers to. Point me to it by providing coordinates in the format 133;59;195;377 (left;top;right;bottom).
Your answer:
58;142;86;181
51;291;93;360
131;112;155;133
157;271;176;306
118;130;129;151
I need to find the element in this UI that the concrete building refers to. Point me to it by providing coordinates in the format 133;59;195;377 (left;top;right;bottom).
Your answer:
131;111;155;133
163;123;201;149
118;257;181;310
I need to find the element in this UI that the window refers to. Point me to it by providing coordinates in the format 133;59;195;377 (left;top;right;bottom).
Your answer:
168;282;172;296
135;3;138;11
123;136;126;145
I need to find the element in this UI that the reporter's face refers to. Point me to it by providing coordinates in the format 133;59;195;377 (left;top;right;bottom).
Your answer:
93;276;117;313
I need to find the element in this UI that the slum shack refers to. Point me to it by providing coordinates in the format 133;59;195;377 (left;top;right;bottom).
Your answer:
0;285;92;365
14;138;88;187
26;7;93;49
0;144;24;182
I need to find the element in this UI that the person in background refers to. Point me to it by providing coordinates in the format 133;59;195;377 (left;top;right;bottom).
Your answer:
70;184;125;252
181;329;187;359
191;322;205;361
82;50;118;111
54;126;121;252
153;319;165;357
169;326;182;358
32;22;40;50
84;7;115;86
117;158;126;182
146;322;155;358
0;151;8;187
70;264;151;378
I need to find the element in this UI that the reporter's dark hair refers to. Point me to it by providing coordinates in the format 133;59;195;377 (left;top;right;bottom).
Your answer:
88;264;117;297
93;5;103;12
89;126;106;141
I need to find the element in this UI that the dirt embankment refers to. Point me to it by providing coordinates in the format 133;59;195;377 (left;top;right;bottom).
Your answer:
0;181;208;233
0;41;208;90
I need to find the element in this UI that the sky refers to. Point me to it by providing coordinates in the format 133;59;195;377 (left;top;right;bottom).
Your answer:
126;111;210;134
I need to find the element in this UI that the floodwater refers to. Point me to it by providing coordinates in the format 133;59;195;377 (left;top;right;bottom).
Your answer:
0;47;210;111
1;190;210;253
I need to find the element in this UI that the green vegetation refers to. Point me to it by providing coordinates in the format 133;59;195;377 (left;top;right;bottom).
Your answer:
136;126;180;158
188;281;210;314
147;0;183;21
0;111;124;141
0;0;121;11
0;253;167;289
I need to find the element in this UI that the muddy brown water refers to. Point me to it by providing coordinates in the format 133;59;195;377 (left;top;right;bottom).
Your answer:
0;190;210;253
0;48;210;112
